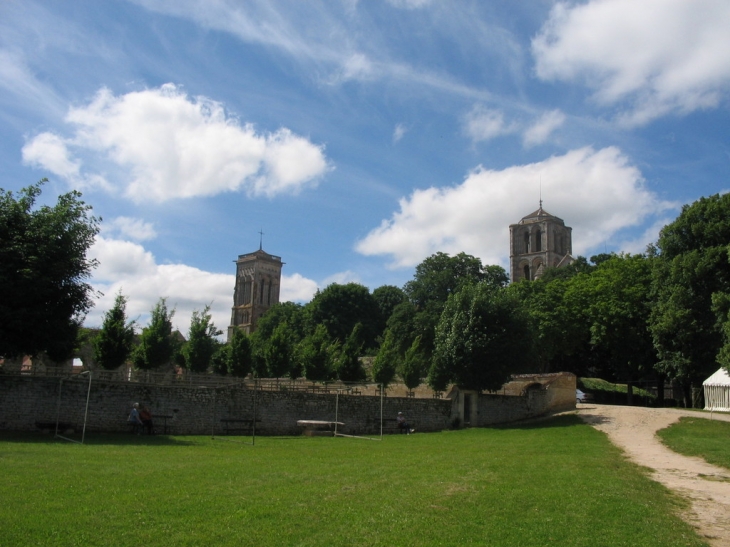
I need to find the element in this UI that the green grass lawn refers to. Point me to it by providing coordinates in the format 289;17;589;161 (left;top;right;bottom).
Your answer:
1;415;706;547
657;415;730;471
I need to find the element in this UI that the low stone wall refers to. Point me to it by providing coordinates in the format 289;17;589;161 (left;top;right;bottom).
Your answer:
0;374;574;435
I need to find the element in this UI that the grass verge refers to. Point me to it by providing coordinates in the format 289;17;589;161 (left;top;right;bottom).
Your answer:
657;415;730;471
0;416;706;547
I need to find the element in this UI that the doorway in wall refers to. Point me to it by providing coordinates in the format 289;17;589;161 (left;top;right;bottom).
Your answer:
463;393;472;426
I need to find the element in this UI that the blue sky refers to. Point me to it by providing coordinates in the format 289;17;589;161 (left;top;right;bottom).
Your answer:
2;0;730;335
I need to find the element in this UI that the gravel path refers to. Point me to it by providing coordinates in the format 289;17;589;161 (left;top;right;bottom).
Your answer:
576;404;730;547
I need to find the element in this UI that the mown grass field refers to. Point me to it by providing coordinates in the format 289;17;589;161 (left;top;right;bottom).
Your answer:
0;415;706;547
657;415;730;471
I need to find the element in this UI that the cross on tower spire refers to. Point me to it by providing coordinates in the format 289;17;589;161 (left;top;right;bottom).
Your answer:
258;229;264;251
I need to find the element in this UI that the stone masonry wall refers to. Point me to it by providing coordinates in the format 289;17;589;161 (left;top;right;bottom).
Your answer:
0;375;573;435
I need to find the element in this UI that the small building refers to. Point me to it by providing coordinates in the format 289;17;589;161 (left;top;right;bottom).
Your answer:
228;245;283;340
509;203;574;283
703;367;730;412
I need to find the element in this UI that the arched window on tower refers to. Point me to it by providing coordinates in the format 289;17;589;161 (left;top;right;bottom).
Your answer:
523;264;530;281
535;229;542;252
524;231;530;253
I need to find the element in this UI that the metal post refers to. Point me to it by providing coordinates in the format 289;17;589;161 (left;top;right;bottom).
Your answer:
81;371;92;444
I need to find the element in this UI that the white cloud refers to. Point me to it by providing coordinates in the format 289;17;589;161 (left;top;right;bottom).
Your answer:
103;217;157;241
22;132;80;179
87;235;236;336
356;147;674;268
616;216;674;255
281;273;319;303
463;105;514;142
393;123;407;143
522;110;565;147
25;84;330;202
322;270;361;287
533;0;730;125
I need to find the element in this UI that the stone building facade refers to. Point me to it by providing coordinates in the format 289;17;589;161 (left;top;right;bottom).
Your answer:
509;204;574;283
228;247;283;340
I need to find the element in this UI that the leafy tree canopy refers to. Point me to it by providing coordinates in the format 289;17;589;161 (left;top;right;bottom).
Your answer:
430;283;534;392
334;323;367;382
372;329;399;387
94;291;135;370
183;305;222;373
133;298;177;370
372;285;407;330
399;335;427;390
651;193;730;385
296;324;337;382
0;180;99;361
305;283;381;349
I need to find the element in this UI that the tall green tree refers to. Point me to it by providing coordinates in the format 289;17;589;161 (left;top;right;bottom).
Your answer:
429;283;533;392
133;298;176;370
94;292;135;370
372;285;407;333
576;254;656;386
255;302;307;343
372;329;399;387
296;324;336;382
183;305;222;373
401;253;503;359
508;275;590;374
334;323;367;382
650;193;730;398
399;335;426;390
264;322;295;378
306;283;382;350
386;300;420;356
0;180;100;361
228;327;253;377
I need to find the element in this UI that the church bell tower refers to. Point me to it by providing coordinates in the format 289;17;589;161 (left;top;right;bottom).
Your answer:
227;239;283;340
509;203;573;283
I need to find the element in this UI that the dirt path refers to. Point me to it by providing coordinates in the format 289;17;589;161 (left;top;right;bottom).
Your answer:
576;404;730;546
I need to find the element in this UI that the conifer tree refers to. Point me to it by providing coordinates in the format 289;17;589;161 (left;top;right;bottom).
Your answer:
94;292;135;370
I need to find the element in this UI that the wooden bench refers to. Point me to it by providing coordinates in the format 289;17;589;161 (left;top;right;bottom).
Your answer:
381;418;414;434
155;414;173;435
297;420;344;437
220;418;260;435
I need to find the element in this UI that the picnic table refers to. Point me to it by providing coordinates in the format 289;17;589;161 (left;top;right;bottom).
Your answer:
296;420;344;437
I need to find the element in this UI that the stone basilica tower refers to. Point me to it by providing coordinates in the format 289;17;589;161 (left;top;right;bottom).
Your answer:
227;242;283;341
509;203;573;283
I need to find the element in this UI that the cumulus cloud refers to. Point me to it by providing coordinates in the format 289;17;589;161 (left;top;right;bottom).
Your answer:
281;273;319;303
463;105;514;142
532;0;730;125
23;84;330;202
22;132;80;179
103;217;157;242
86;235;320;335
523;110;565;147
356;147;674;268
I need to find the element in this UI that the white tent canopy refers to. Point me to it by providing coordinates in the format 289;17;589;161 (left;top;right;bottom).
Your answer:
703;368;730;412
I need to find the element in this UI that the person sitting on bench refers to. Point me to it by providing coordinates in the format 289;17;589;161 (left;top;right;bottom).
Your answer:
396;411;414;434
128;403;143;435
